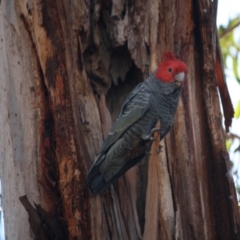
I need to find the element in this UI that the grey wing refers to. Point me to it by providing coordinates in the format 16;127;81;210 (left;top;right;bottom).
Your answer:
86;81;152;190
98;81;151;159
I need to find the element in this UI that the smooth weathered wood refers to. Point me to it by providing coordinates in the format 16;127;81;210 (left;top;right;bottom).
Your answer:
0;0;239;239
143;121;160;240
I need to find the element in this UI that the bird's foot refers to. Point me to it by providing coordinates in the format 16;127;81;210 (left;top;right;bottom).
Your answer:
141;128;161;141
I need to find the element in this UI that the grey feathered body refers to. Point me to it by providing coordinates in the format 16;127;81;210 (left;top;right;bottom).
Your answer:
86;74;182;193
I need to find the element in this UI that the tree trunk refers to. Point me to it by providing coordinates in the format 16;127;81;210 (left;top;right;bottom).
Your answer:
0;0;239;239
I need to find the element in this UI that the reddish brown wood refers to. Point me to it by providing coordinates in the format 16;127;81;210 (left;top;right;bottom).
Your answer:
215;37;234;132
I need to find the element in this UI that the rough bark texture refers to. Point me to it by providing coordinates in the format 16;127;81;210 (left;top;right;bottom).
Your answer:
0;0;239;240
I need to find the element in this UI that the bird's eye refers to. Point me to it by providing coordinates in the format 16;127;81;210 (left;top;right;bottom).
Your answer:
168;68;172;73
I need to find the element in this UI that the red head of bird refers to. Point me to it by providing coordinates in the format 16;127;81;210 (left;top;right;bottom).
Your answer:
155;51;188;85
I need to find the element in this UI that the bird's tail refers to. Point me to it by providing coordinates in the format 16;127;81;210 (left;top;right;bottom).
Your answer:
86;153;146;194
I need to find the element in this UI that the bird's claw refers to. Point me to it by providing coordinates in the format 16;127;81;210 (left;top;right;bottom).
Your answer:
150;127;161;135
141;135;154;141
141;128;160;141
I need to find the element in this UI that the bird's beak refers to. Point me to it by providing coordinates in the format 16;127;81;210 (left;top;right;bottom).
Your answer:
174;72;185;86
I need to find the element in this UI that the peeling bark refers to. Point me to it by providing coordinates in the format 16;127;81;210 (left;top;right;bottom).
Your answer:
0;0;239;240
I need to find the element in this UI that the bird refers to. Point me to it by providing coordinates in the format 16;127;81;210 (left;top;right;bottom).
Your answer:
86;51;188;194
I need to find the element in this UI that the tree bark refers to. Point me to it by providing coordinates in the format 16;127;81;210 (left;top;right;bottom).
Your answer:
0;0;239;239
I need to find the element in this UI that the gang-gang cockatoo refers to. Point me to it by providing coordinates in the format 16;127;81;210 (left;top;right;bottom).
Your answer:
86;51;188;194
